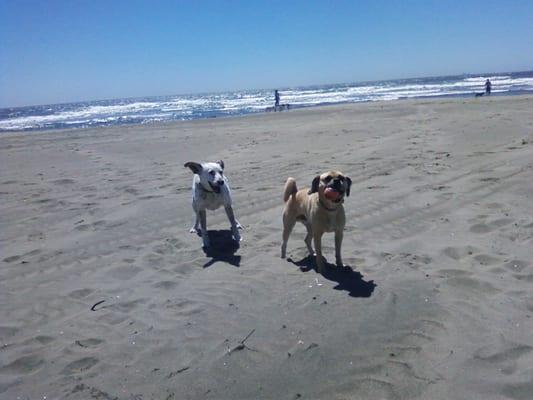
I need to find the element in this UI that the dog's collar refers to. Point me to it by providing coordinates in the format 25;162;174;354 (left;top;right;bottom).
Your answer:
319;198;341;212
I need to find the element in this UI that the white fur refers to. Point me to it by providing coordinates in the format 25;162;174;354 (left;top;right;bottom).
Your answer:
186;161;242;247
191;162;232;210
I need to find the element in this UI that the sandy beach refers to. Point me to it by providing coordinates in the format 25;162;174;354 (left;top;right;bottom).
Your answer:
1;95;533;399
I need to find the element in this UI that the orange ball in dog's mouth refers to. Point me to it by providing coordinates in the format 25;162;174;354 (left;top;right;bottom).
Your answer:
324;187;341;201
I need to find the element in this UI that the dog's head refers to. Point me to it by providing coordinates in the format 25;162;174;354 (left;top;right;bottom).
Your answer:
184;160;226;193
308;170;352;205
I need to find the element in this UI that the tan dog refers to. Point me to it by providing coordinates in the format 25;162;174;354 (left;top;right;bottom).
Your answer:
281;171;352;271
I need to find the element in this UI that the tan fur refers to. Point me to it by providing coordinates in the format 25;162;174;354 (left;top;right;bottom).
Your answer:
281;171;351;271
283;177;298;202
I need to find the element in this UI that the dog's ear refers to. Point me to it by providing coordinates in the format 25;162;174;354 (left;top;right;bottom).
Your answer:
216;160;224;170
184;162;202;174
345;176;352;197
308;175;320;195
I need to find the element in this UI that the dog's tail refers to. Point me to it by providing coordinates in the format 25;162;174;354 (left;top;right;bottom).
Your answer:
283;177;298;202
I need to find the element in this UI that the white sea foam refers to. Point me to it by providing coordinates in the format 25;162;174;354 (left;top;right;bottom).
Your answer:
1;72;532;131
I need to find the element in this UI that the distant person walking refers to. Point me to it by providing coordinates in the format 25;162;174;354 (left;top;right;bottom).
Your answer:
274;90;280;111
485;79;492;95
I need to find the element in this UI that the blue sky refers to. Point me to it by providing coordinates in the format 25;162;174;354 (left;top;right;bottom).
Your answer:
1;0;532;107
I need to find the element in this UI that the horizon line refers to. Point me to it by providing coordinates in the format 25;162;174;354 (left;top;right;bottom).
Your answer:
2;68;532;110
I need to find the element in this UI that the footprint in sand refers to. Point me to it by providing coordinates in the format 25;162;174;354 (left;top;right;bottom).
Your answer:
27;231;45;241
473;341;533;382
504;259;530;273
446;276;499;294
479;177;500;183
143;253;165;267
442;246;479;261
68;288;94;299
473;254;501;266
153;280;179;290
111;298;147;313
97;313;129;326
28;336;55;346
62;357;99;375
75;220;107;232
0;326;20;339
122;186;140;195
0;355;44;375
502;381;533;400
437;268;472;278
166;299;204;317
75;224;91;232
52;178;76;185
470;218;514;234
484;202;504;209
109;265;142;280
139;194;164;200
2;248;41;264
512;274;533;283
171;260;200;276
3;255;21;263
473;340;533;380
152;243;178;256
119;244;142;251
74;338;104;348
16;335;55;348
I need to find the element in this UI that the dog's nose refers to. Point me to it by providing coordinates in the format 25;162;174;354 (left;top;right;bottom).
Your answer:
217;180;224;185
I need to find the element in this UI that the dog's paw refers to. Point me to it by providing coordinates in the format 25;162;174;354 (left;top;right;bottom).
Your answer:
236;222;244;230
231;227;242;242
189;227;198;234
281;244;287;259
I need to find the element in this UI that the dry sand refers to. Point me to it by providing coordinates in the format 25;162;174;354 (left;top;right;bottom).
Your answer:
1;95;533;399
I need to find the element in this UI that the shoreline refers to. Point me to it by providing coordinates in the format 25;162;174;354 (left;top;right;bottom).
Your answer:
1;92;532;138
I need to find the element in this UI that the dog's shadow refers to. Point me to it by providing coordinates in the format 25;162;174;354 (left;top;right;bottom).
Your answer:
288;255;376;298
201;230;241;268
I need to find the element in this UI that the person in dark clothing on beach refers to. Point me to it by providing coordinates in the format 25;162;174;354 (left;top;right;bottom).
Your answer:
274;90;280;110
485;79;492;95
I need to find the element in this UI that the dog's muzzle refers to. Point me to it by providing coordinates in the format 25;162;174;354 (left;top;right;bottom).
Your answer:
209;181;224;193
327;182;345;202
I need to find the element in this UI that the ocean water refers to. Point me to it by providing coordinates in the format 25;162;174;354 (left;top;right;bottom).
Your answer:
1;71;532;132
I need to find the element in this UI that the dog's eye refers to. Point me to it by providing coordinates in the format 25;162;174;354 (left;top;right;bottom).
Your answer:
324;176;332;183
209;170;215;176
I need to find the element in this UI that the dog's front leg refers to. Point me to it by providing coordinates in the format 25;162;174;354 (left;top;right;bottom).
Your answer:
224;205;242;241
334;229;344;267
190;211;200;234
313;231;325;271
304;223;315;256
199;209;210;248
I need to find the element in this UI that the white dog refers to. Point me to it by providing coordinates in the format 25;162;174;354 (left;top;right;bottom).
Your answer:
184;160;242;248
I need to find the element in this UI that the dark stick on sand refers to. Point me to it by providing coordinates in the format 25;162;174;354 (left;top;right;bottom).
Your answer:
90;300;105;311
229;329;257;354
241;329;255;344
